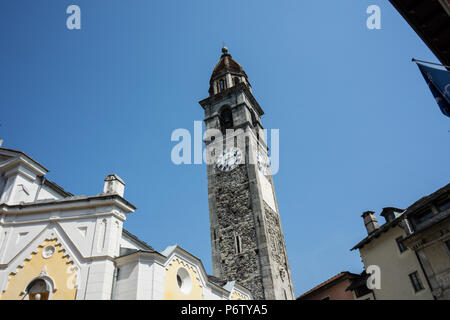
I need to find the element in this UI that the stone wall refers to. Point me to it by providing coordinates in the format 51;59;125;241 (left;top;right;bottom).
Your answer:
213;164;265;299
264;203;288;283
263;202;294;298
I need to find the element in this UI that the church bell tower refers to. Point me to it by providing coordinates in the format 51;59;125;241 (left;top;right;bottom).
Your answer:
199;47;295;300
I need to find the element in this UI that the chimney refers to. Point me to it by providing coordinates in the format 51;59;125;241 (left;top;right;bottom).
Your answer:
103;174;125;197
362;211;379;235
0;139;3;148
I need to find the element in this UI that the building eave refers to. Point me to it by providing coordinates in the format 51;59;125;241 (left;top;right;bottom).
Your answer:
403;212;450;243
297;271;359;300
0;193;136;215
43;178;73;198
389;0;450;68
115;249;165;263
0;147;49;173
351;216;403;251
403;183;450;218
122;228;155;251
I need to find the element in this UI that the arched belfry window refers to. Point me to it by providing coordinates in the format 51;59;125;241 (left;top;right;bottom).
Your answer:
219;79;225;92
25;278;51;300
219;106;233;134
233;77;240;86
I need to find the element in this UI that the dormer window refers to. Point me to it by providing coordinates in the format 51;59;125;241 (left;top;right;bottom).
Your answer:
385;212;395;223
380;207;404;223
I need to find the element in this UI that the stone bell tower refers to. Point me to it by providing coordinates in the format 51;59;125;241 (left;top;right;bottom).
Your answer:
199;47;294;300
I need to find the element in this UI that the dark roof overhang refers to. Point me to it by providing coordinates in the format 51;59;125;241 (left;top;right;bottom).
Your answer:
389;0;450;68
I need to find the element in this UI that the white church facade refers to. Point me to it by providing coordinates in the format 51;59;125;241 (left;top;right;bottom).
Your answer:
0;146;251;300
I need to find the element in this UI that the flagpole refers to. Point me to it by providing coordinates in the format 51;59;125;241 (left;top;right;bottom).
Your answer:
412;58;450;69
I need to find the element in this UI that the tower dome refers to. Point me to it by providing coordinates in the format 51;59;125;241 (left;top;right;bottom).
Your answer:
208;47;251;96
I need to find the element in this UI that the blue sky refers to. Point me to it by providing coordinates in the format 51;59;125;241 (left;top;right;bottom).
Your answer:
1;1;449;296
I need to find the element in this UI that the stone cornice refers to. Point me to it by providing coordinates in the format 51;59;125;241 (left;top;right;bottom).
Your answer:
0;148;49;173
0;194;136;217
199;83;264;116
0;156;47;180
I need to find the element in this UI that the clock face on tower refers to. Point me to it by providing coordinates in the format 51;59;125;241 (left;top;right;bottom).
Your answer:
257;151;270;176
216;148;243;172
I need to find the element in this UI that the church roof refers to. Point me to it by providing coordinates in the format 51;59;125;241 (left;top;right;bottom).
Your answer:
0;147;49;173
209;47;251;96
207;275;228;287
210;48;248;81
122;228;155;252
0;147;72;198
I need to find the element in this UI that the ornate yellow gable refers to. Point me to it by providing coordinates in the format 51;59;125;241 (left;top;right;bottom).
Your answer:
230;290;248;300
0;239;78;300
164;257;203;300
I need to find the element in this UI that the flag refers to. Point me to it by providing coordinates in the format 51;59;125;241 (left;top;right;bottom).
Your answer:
416;62;450;118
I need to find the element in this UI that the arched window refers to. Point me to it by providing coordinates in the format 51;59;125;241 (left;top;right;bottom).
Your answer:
235;235;242;254
219;107;233;134
176;268;192;294
233;77;240;86
219;79;225;92
26;278;50;300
